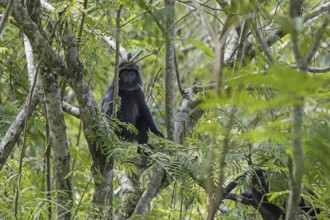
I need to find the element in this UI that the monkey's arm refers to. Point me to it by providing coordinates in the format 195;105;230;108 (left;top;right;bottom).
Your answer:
137;90;164;137
101;83;114;114
224;181;238;195
140;104;164;137
223;172;248;196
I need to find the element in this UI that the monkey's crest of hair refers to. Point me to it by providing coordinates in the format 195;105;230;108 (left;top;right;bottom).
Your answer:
119;61;140;72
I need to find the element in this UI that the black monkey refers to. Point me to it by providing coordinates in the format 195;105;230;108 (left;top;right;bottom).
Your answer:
101;61;163;148
223;169;284;220
224;169;320;220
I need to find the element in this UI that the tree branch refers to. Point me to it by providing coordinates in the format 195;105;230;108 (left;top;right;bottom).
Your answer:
286;99;304;220
164;0;176;140
40;0;54;11
290;65;330;73
0;0;13;35
302;15;330;69
115;171;141;220
0;93;40;170
62;102;80;118
244;2;330;61
42;70;72;219
248;16;274;64
132;166;165;216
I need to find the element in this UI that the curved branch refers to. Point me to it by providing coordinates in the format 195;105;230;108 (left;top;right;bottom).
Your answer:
0;93;40;171
62;102;80;118
302;15;330;69
40;0;54;11
132;166;165;216
0;0;13;35
244;2;330;60
290;65;330;73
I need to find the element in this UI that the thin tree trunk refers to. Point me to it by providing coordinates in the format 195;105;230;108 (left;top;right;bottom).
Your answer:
165;0;176;140
42;70;72;219
286;101;304;220
24;32;53;219
285;1;304;219
59;22;114;217
131;1;177;216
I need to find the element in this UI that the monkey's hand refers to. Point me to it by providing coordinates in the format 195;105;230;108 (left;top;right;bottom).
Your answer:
152;129;164;138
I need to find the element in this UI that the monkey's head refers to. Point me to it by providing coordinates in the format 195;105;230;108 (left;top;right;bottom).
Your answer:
118;61;142;91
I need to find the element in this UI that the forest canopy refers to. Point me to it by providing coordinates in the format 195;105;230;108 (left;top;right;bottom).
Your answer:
0;0;329;219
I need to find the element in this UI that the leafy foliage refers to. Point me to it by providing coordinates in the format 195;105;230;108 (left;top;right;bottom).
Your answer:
0;0;330;219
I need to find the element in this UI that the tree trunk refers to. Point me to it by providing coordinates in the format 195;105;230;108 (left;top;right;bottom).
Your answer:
165;0;176;140
42;70;72;219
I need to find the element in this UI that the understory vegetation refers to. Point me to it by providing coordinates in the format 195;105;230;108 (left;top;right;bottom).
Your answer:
0;0;329;219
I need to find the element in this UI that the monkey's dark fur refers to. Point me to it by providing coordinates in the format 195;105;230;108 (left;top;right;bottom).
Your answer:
224;168;320;220
101;61;163;147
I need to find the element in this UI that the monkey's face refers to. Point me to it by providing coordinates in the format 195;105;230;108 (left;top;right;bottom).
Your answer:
120;70;137;83
119;70;140;91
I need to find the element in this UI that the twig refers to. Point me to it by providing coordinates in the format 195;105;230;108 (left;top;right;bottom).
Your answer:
248;15;274;64
112;5;122;117
74;177;93;216
0;0;13;36
174;49;185;97
302;16;329;70
44;108;52;220
77;0;88;49
120;11;148;28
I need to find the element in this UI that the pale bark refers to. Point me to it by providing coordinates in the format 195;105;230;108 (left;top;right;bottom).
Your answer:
224;30;239;63
0;32;42;170
173;87;203;143
40;0;54;11
24;30;53;219
115;172;141;219
62;102;80;118
132;166;165;216
42;70;72;219
285;0;309;219
0;92;40;170
0;0;113;214
164;0;176;141
101;32;129;60
286;102;304;220
59;22;113;215
133;85;204;216
23;35;36;86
